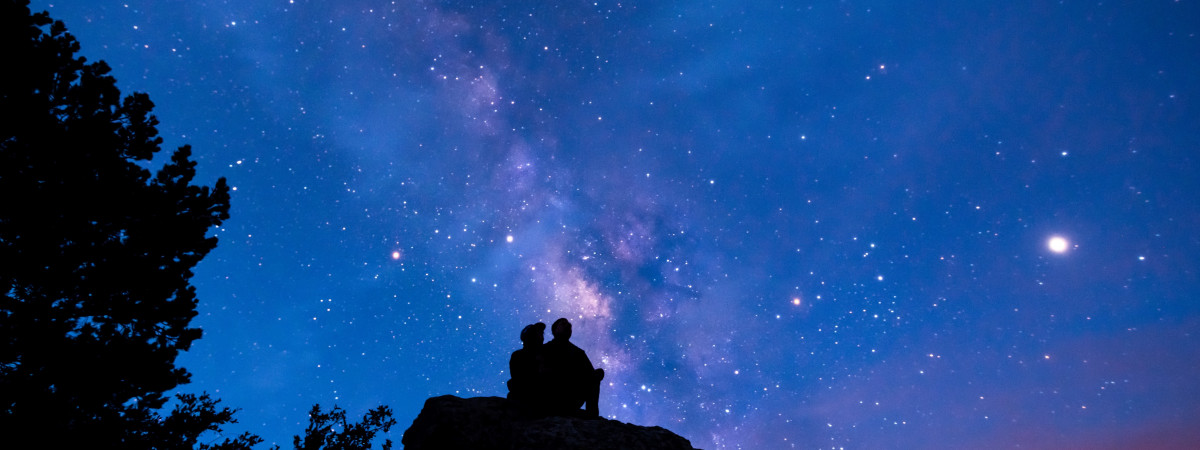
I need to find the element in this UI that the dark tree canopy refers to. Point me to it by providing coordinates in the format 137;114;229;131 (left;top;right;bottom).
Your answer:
0;3;397;448
293;404;397;450
0;0;234;446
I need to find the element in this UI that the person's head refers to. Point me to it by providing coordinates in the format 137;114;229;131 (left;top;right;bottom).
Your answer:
551;318;572;340
520;322;546;346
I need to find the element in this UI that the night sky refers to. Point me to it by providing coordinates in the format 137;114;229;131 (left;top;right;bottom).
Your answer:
34;1;1200;448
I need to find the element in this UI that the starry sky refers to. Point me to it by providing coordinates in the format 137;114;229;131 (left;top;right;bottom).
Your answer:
34;1;1200;448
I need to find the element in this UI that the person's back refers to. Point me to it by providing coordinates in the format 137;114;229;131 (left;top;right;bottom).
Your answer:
542;318;604;416
542;337;591;398
507;323;547;413
508;347;541;395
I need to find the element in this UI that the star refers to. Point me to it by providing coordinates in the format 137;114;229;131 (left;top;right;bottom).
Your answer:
1047;236;1069;254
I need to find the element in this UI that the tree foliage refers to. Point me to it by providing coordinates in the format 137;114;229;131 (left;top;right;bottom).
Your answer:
0;0;233;446
0;3;397;448
293;404;397;450
132;393;264;450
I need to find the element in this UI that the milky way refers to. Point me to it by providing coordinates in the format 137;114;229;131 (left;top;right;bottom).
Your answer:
36;1;1200;448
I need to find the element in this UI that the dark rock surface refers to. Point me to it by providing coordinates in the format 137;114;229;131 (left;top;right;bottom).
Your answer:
402;395;699;450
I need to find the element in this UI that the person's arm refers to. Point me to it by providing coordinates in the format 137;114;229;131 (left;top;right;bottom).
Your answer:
576;346;595;373
510;351;522;378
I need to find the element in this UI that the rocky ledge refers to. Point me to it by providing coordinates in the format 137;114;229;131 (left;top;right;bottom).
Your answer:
402;395;698;450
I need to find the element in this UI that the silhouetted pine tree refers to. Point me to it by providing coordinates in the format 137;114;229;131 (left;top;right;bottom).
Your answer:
0;1;247;447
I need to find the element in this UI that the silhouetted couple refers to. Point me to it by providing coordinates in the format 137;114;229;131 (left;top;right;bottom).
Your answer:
507;318;605;417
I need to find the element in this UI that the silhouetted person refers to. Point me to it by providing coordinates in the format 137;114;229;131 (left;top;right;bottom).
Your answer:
542;318;605;417
507;322;547;414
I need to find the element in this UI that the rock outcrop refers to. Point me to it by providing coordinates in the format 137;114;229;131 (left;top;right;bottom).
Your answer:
402;395;698;450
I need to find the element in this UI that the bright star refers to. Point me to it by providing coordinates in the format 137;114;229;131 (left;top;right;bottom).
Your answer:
1047;236;1069;253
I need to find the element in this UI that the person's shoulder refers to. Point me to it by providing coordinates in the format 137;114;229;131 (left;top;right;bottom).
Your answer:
514;346;542;356
563;341;587;357
545;339;577;353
